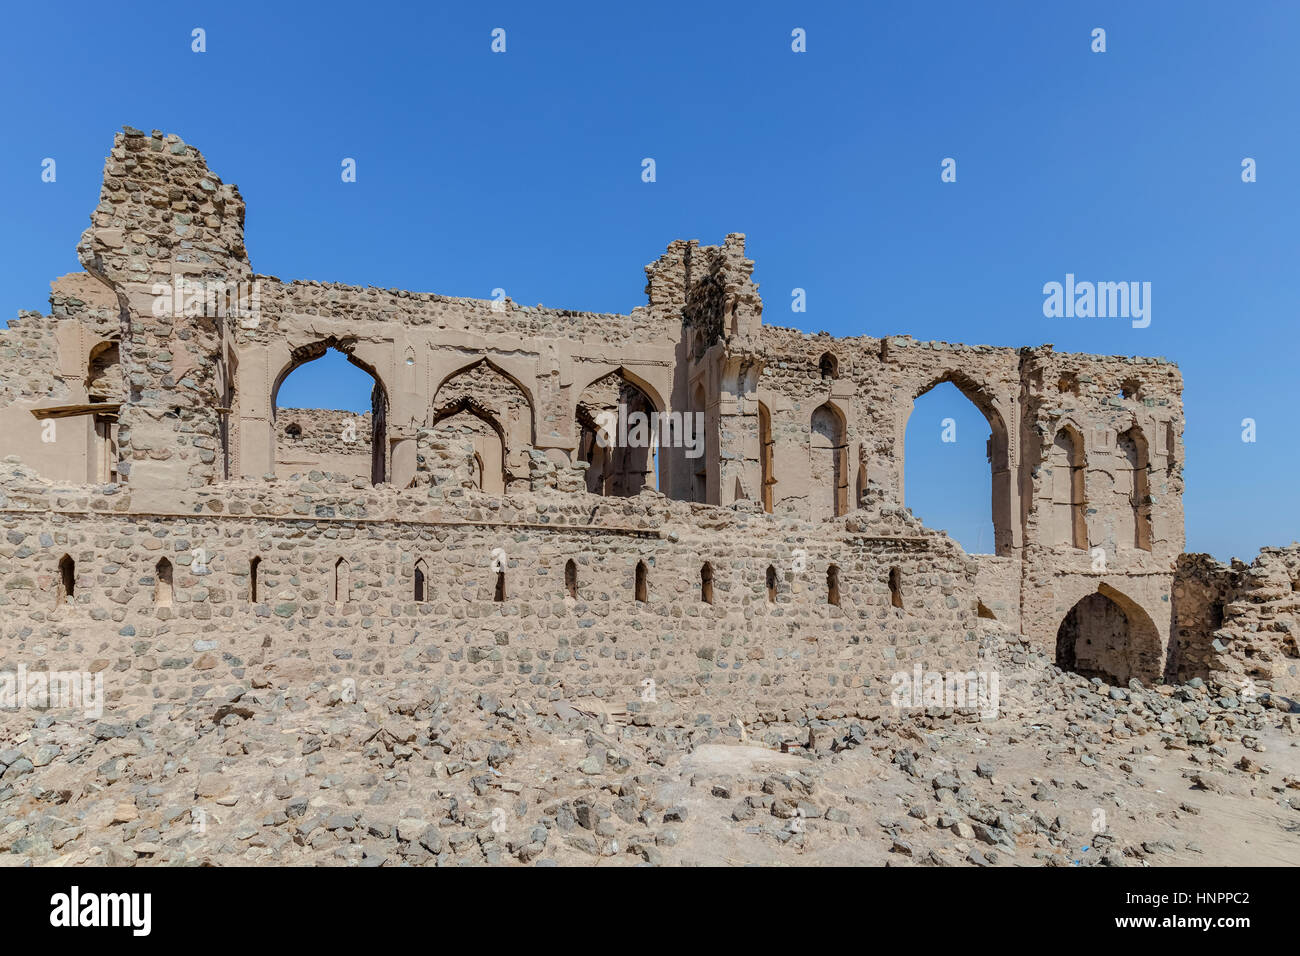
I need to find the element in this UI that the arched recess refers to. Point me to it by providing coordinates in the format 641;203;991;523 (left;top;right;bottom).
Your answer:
1116;426;1153;551
154;557;174;608
1055;584;1162;684
215;345;238;480
758;401;775;513
271;338;389;485
576;368;659;496
431;359;535;492
86;340;122;483
574;364;668;422
432;398;507;494
1049;423;1088;549
87;340;122;400
901;372;1013;556
689;383;710;503
810;402;848;520
854;449;868;511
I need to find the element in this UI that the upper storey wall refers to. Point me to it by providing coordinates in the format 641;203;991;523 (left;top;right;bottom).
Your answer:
9;127;1184;570
743;324;1183;560
245;279;677;347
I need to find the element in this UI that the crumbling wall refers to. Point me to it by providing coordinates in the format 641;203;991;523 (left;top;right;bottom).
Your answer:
1174;547;1300;698
77;128;253;491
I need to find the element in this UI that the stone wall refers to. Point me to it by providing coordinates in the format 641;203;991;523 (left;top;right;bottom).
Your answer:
1173;546;1300;697
0;464;988;726
274;408;373;480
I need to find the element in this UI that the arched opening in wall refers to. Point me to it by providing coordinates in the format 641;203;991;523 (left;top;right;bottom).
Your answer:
766;565;777;603
810;403;848;520
1055;586;1162;685
87;341;122;483
154;558;173;608
757;401;775;513
414;559;427;603
635;560;648;603
431;360;535;496
565;559;578;600
273;342;388;485
57;555;75;605
87;341;121;401
690;384;709;503
494;571;506;602
855;459;868;511
576;369;658;496
1049;426;1088;549
334;557;350;604
249;556;261;603
888;566;903;608
819;352;838;380
700;562;714;604
432;402;506;494
827;564;841;606
1116;427;1153;551
902;376;1010;556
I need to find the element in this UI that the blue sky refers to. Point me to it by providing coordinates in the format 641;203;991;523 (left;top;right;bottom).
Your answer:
1;0;1296;561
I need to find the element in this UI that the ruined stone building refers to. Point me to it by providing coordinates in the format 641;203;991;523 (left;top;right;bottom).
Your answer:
0;128;1294;720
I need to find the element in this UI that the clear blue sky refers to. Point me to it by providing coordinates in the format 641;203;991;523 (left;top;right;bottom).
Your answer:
2;0;1296;562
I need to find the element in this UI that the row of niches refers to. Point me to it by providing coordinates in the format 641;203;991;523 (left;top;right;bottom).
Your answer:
47;554;910;612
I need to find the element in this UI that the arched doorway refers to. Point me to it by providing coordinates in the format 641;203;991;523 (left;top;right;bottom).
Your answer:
1055;586;1162;684
272;341;388;485
902;374;1012;556
576;369;658;496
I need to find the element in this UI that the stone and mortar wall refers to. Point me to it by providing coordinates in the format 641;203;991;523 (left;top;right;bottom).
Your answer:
1173;547;1300;697
274;408;373;479
0;465;989;727
77;127;252;492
